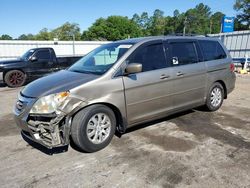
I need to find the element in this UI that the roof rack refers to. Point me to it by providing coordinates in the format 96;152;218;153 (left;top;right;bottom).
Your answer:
166;33;208;37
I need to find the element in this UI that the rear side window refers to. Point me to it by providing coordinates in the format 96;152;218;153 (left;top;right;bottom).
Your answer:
199;40;227;61
127;43;167;72
35;50;50;60
168;42;199;66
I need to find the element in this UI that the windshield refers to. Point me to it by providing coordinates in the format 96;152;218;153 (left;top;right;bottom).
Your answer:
20;49;35;60
69;43;133;75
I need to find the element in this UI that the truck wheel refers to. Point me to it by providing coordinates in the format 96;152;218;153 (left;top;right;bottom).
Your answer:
4;70;26;87
205;82;224;111
71;105;116;153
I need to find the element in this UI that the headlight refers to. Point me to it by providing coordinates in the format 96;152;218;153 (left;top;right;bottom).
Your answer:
30;91;69;114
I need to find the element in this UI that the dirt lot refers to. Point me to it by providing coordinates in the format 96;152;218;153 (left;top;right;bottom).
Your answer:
0;75;250;188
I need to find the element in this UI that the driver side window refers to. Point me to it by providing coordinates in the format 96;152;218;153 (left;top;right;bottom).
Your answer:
126;42;167;72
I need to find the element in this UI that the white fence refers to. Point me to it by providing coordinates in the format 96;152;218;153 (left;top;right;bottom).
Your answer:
1;31;250;60
209;30;250;58
0;40;110;60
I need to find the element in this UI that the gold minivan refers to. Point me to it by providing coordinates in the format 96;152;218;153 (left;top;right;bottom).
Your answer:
14;36;236;152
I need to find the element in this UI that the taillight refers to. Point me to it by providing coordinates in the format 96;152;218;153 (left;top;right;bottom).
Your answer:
230;63;235;72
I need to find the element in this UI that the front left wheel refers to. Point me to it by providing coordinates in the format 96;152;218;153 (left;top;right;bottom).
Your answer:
4;70;26;87
71;105;116;153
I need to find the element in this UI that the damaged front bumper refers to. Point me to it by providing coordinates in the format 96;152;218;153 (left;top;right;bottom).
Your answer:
13;93;83;149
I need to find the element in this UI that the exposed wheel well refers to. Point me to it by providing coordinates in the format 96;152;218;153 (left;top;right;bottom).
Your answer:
215;80;227;99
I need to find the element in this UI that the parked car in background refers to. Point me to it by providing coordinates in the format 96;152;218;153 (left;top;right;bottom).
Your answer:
14;36;236;153
0;48;82;87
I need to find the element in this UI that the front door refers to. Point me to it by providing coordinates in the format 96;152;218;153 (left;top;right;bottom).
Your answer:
122;40;174;125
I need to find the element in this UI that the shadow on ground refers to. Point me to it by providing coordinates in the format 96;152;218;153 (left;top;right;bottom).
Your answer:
126;109;250;150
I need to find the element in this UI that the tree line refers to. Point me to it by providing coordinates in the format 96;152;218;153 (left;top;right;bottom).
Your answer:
0;1;249;41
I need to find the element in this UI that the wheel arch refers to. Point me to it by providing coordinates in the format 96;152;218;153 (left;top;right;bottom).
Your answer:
3;68;26;80
3;69;27;87
3;68;25;74
71;102;127;134
215;80;227;99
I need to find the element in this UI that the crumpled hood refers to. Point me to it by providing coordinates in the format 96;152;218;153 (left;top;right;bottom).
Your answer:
21;70;100;98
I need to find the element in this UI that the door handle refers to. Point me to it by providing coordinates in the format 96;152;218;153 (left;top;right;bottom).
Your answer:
176;72;184;76
160;74;170;79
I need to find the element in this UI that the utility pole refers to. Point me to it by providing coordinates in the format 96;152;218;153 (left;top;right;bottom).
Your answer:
73;33;75;56
70;32;75;56
183;17;188;36
210;20;213;34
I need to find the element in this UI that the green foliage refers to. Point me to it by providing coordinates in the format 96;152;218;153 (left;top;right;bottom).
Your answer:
35;28;52;40
17;34;35;40
132;12;151;36
130;4;222;36
184;3;211;34
81;16;142;41
234;0;250;27
0;34;12;40
210;12;224;33
149;9;166;35
16;22;81;41
52;22;81;40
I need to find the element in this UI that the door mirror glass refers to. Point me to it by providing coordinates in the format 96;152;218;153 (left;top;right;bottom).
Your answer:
172;57;179;65
30;56;37;62
125;63;142;74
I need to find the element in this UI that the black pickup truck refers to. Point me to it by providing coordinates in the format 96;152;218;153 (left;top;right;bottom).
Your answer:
0;48;82;87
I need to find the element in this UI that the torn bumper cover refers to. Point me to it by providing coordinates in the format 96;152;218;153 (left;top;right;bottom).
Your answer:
13;93;84;149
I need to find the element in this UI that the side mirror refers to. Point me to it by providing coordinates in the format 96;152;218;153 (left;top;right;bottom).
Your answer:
125;63;142;75
30;56;37;62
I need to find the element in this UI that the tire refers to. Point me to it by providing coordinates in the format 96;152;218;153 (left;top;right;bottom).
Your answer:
71;104;116;153
4;70;26;88
205;82;224;111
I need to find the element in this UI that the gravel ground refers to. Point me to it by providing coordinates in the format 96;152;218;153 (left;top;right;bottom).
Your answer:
0;75;250;188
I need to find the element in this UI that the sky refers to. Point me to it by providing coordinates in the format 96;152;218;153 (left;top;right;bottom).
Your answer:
0;0;237;38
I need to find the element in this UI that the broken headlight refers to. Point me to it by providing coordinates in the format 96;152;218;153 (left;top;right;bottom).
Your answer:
30;91;69;114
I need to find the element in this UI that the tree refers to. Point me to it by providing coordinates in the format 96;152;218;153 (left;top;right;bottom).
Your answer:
149;9;165;36
0;34;12;40
234;17;249;30
234;0;250;27
132;12;151;36
17;34;35;40
82;16;142;41
210;12;225;33
173;9;180;17
164;16;175;34
35;28;52;40
52;22;81;41
184;3;211;34
168;9;185;34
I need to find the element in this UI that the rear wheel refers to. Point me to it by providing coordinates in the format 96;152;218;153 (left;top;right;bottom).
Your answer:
4;70;26;87
71;105;116;153
205;82;224;111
